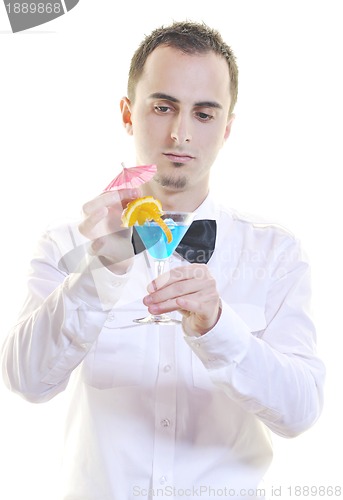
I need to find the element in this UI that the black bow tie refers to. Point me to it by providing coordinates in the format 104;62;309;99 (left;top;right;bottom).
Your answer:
132;219;216;264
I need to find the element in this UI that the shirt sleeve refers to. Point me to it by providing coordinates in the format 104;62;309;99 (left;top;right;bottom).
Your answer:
1;227;131;403
184;236;325;438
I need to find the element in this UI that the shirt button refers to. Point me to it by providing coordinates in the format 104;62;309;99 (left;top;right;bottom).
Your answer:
160;476;167;485
163;364;172;373
107;312;115;322
160;418;171;427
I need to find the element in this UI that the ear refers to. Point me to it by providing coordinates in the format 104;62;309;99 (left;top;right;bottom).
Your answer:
120;97;133;136
223;113;235;142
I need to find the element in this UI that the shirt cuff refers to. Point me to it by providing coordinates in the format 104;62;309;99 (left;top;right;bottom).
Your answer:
66;255;131;311
183;302;252;369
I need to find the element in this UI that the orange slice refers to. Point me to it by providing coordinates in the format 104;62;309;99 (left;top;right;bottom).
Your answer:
121;196;173;243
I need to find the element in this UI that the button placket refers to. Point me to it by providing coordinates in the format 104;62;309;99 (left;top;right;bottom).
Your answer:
152;326;177;493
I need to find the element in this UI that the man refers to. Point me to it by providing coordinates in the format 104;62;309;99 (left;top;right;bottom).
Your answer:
1;21;325;500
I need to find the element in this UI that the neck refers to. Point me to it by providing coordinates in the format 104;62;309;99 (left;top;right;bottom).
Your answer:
141;181;208;212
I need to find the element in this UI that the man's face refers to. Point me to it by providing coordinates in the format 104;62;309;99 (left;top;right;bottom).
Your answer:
121;46;234;196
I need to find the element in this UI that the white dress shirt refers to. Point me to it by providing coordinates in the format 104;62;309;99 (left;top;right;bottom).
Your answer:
1;194;325;500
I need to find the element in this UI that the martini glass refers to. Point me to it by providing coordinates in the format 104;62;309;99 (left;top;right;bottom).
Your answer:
133;211;195;325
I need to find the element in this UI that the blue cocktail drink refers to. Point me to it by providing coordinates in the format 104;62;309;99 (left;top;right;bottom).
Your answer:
135;220;189;260
133;211;195;325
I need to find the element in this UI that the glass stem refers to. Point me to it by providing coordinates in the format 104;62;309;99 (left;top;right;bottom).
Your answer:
154;259;166;281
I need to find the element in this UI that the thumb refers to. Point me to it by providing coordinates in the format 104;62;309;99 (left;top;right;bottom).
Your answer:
119;188;142;207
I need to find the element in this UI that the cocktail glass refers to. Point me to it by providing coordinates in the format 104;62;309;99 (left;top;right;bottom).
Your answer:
134;211;195;325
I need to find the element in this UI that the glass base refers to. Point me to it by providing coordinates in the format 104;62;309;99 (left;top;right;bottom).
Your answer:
133;313;181;325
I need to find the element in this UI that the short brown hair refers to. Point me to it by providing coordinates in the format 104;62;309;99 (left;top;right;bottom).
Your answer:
127;21;238;115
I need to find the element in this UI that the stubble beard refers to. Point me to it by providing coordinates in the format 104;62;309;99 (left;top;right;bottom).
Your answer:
155;166;188;190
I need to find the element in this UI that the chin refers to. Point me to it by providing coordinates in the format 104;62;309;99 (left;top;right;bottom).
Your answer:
156;173;188;191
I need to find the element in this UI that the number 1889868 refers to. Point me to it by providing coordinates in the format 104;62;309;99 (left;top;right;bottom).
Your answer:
6;3;62;14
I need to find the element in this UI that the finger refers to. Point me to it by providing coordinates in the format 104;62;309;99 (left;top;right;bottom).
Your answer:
145;275;208;306
82;191;121;216
147;264;209;293
118;187;142;207
176;296;213;315
144;285;217;315
82;188;140;216
146;291;217;317
79;206;109;236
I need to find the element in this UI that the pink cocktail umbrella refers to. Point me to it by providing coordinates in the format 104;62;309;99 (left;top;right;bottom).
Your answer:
103;163;157;191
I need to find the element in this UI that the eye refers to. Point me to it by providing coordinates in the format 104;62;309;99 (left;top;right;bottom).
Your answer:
154;105;171;114
195;111;214;122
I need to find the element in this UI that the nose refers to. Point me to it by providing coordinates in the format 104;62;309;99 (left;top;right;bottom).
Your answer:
170;114;192;143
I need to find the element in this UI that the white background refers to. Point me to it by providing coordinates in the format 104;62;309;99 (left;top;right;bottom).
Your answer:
0;1;342;498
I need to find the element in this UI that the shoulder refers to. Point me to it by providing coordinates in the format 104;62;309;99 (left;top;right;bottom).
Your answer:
215;204;305;265
218;204;296;240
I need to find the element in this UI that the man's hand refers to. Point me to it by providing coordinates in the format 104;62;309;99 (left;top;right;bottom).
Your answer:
78;188;141;273
143;264;221;336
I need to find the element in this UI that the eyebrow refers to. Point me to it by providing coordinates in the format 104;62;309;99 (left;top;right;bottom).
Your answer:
148;92;223;110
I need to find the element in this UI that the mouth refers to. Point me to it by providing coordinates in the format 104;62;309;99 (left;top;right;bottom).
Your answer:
163;152;195;164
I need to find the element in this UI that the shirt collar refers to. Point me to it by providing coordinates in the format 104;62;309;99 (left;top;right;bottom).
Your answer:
192;192;218;221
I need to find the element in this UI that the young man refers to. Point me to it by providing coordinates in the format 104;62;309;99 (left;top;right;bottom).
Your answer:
1;21;325;500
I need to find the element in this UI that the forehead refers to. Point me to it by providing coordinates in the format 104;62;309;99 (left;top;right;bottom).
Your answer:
135;45;231;105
